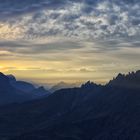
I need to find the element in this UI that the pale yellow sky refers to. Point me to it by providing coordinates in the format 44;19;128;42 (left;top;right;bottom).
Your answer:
0;39;140;85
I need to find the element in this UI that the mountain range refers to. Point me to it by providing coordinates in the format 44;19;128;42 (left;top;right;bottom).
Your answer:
0;70;140;139
0;73;50;105
50;81;80;92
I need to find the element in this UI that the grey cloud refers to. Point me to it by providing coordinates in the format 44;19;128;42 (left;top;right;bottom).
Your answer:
0;0;67;18
0;40;84;54
0;0;139;47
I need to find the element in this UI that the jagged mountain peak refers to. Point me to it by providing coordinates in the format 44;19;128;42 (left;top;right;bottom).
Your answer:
0;72;8;79
0;72;10;87
36;86;46;91
7;74;16;82
81;81;99;89
108;70;140;89
0;72;51;105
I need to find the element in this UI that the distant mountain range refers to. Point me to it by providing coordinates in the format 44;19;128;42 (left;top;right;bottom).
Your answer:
7;74;36;93
0;70;140;140
0;73;51;105
50;81;80;92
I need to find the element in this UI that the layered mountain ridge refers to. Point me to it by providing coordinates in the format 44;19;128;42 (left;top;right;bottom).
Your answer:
0;70;140;139
0;73;50;105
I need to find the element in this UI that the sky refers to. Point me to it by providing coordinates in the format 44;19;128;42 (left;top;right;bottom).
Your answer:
0;0;140;85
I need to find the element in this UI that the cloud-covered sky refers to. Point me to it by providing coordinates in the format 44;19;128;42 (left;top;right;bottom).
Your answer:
0;0;140;85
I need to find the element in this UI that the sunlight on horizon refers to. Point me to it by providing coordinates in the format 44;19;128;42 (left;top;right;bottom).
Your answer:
0;0;139;85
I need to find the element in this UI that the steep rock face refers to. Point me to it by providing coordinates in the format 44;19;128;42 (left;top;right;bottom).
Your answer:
6;74;16;83
0;73;28;105
7;74;50;98
108;70;140;89
11;81;36;93
0;73;50;105
0;72;10;88
7;75;36;93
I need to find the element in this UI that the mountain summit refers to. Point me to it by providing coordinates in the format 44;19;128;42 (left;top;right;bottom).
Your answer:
0;72;50;105
108;70;140;89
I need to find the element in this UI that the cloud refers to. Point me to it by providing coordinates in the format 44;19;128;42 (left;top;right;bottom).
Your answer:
0;0;139;42
0;0;139;84
0;39;84;55
0;0;66;18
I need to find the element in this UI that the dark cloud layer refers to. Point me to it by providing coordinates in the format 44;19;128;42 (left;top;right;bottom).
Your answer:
0;0;65;17
0;0;139;14
0;0;139;42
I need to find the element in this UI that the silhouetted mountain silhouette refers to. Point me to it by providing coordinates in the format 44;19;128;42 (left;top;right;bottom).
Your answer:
8;76;36;93
7;74;16;82
0;70;140;140
0;73;50;105
50;81;78;92
0;73;29;105
108;70;140;89
30;86;51;99
81;81;100;89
